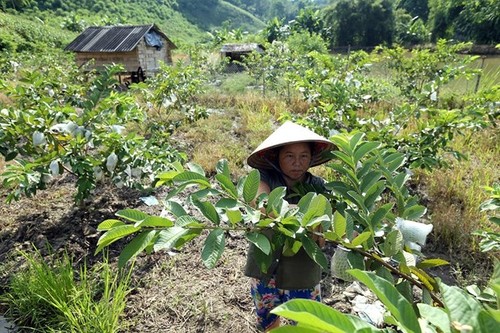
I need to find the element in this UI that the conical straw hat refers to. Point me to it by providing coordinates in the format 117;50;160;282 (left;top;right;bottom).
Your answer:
247;121;335;170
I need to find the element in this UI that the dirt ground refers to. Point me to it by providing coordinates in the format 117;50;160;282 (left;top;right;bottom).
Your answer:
0;173;461;332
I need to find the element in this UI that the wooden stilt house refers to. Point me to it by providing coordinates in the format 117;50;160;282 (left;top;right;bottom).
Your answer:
65;24;177;84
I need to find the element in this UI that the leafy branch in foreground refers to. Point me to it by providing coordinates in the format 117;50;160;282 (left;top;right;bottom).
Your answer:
95;133;461;330
269;264;500;333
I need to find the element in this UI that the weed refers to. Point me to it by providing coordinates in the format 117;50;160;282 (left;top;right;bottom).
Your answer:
0;249;132;333
218;72;256;94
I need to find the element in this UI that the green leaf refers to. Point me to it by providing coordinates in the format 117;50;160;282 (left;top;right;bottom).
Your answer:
270;298;380;332
201;228;225;269
349;269;421;333
190;188;221;201
384;153;406;172
176;215;204;228
164;200;187;218
155;170;180;187
353;141;380;164
349;132;365;151
192;198;220;225
392;172;410;190
118;230;156;268
243;169;260;203
350;231;372;247
215;173;238;198
246;232;271;255
216;159;231;178
382;230;404;257
359;170;383;194
403;204;427;220
224;208;242;225
268;326;318;333
301;194;330;227
323;231;340;242
267;186;286;215
5;151;17;161
301;236;328;270
97;219;125;231
330;135;352;154
170;160;184;172
331;150;355;169
297;192;316;213
187;162;205;176
135;216;173;228
215;198;239;209
417;258;450;269
154;227;189;251
173;171;211;187
347;190;367;212
370;203;394;227
478;310;500;333
328;163;358;186
116;209;149;223
363;180;386;210
333;211;346;238
282;239;302;256
95;224;140;254
326;180;356;199
175;229;202;248
440;281;483;330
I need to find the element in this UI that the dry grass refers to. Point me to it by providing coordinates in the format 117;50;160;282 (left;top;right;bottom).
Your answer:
175;92;309;179
415;126;499;255
0;157;5;173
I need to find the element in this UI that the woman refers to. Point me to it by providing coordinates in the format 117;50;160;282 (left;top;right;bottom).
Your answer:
244;121;334;331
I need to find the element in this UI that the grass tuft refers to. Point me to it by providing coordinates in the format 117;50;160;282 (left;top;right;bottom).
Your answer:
0;249;132;333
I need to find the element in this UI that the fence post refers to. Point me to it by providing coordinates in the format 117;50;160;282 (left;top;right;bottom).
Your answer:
474;56;486;94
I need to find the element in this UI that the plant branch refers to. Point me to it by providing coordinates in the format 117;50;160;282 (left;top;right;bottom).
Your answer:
318;232;444;307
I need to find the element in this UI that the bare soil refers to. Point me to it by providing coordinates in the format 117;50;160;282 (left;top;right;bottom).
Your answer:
0;175;360;332
0;175;462;332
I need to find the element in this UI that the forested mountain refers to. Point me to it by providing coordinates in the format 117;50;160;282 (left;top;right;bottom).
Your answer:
0;0;497;55
0;0;316;46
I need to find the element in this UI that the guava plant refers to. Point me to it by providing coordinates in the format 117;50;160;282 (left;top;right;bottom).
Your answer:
284;40;495;170
96;132;454;331
269;264;500;333
0;61;185;203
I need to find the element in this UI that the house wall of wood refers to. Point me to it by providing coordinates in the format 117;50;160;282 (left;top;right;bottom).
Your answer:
136;39;173;75
75;50;140;73
75;38;173;76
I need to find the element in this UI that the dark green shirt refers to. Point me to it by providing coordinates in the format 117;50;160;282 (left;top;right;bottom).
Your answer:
243;169;326;289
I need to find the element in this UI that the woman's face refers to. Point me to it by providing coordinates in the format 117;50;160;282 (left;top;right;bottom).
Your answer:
278;142;312;182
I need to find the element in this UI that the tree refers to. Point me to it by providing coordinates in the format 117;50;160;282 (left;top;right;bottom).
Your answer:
1;0;34;11
454;0;500;44
397;0;430;21
394;8;431;46
324;0;395;47
427;0;454;41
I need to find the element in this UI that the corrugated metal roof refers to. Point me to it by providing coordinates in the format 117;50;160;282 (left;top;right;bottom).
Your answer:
220;43;265;53
65;24;176;52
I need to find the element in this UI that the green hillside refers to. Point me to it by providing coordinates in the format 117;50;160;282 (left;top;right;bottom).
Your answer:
0;0;271;49
178;0;266;37
0;11;77;53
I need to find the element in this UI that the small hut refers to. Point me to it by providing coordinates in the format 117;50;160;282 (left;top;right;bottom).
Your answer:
65;24;177;83
220;43;265;71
